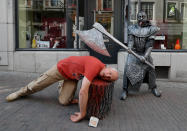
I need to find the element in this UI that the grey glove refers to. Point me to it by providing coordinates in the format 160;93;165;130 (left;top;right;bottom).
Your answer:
127;48;132;54
139;56;146;63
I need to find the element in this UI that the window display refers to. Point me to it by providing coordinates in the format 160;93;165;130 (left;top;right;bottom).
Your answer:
130;2;153;21
157;0;187;50
17;0;80;49
95;0;114;35
141;3;153;20
16;0;187;51
129;0;187;50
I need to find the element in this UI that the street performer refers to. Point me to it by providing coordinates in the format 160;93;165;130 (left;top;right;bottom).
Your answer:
120;11;161;100
6;56;118;122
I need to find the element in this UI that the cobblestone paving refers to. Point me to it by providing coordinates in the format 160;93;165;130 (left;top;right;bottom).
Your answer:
0;71;187;131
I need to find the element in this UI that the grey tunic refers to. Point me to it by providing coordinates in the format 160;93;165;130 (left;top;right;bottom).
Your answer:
122;24;159;90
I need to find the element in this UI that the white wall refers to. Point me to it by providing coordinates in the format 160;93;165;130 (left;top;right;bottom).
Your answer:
0;0;8;66
13;51;89;73
118;51;187;82
0;0;14;69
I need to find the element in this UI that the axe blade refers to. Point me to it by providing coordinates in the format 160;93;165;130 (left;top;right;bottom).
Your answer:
76;28;110;57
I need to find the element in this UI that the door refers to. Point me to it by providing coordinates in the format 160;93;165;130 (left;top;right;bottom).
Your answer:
84;0;121;64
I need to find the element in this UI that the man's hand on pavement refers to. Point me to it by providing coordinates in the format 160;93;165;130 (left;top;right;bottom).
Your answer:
70;112;85;122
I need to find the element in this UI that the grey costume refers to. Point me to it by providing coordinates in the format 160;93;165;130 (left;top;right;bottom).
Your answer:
123;24;159;90
121;11;161;98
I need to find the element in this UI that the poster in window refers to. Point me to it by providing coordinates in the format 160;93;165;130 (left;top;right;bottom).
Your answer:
167;2;177;19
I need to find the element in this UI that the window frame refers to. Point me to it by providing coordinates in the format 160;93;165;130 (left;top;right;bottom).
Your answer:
180;2;187;23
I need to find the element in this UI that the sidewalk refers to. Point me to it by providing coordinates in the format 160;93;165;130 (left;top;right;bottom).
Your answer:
0;71;187;131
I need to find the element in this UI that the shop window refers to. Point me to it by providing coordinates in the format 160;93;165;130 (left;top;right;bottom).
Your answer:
128;0;187;50
95;0;114;35
153;0;187;50
16;0;83;49
130;2;154;22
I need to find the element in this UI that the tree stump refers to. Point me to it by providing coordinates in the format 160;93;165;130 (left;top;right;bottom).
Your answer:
86;78;114;119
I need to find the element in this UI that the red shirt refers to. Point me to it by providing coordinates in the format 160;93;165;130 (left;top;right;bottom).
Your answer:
57;56;105;82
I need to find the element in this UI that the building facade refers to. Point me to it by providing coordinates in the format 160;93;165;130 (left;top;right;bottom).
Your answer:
0;0;187;81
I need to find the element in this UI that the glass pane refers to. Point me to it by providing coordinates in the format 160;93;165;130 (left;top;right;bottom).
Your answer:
18;0;68;49
130;1;137;21
129;0;187;50
141;3;153;20
103;0;112;11
153;0;187;50
95;0;114;35
130;2;153;22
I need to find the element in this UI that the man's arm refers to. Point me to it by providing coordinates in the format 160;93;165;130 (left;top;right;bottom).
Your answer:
70;76;91;122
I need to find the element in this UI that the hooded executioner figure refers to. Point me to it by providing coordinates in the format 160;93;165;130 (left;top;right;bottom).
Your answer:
120;11;161;100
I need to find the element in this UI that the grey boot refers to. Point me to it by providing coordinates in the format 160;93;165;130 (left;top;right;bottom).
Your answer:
120;90;127;100
152;88;161;97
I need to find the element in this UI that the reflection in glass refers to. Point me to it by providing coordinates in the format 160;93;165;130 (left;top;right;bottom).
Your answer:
129;0;187;50
95;0;114;35
130;2;153;22
141;3;153;20
17;0;72;49
167;2;176;20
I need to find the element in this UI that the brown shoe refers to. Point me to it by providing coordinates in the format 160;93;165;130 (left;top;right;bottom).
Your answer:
6;91;21;101
6;87;28;102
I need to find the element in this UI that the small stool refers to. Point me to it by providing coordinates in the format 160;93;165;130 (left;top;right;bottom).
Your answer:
86;78;114;119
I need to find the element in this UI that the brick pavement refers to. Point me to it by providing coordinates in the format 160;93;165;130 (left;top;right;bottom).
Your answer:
0;71;187;131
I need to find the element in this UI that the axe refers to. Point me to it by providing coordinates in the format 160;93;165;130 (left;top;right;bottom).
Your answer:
93;22;155;69
75;28;110;57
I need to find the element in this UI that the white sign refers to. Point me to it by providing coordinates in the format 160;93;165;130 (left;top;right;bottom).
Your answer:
37;41;50;48
89;116;99;127
155;36;165;40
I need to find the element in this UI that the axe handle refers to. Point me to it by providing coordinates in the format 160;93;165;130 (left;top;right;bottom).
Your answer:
94;27;155;69
117;42;155;70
